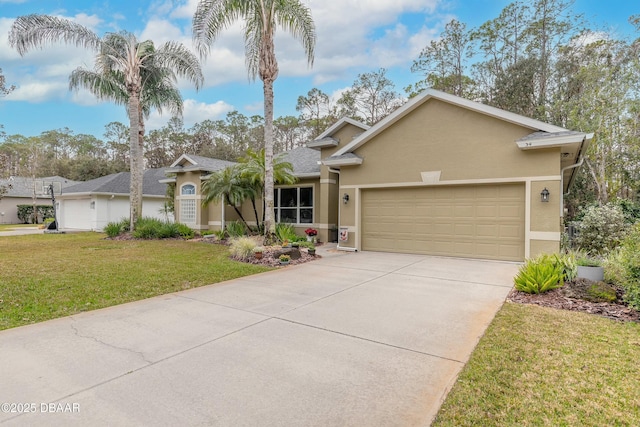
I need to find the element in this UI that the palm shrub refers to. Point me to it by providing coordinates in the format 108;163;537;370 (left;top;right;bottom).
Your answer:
104;218;130;238
514;256;564;294
574;204;627;255
229;237;257;261
275;223;298;243
226;221;246;238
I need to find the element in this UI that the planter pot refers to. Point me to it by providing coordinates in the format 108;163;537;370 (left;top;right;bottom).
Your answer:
279;260;290;265
577;265;604;282
308;249;316;256
254;252;263;260
306;236;313;242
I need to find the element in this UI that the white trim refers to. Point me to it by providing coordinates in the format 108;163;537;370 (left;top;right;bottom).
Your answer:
340;176;561;190
337;245;357;252
420;171;441;184
355;188;361;251
207;221;223;226
322;156;363;167
159;177;176;184
315;117;369;140
517;134;587;150
306;137;338;149
295;172;321;179
320;179;337;184
530;231;561;241
170;154;198;168
334;88;569;157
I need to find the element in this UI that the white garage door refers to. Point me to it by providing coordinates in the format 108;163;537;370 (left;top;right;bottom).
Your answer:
61;198;93;230
361;184;525;261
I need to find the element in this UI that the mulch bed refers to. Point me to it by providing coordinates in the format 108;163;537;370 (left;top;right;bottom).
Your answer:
508;278;640;322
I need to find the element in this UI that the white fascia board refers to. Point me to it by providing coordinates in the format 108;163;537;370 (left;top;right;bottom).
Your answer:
517;134;588;150
334;88;570;157
159;178;177;184
315;117;370;140
294;172;321;179
306;138;338;149
321;157;364;167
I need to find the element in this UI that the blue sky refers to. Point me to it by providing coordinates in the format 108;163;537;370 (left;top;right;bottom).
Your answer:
0;0;637;140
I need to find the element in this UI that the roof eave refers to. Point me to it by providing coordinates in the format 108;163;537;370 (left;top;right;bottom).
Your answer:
321;157;364;167
517;134;588;150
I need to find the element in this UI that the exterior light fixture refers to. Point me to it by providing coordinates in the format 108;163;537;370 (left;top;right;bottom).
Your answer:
342;193;350;204
540;188;550;202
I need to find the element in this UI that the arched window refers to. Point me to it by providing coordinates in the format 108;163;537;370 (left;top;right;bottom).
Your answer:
181;184;196;195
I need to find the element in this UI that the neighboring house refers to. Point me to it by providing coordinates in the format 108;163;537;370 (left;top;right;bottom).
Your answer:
167;89;592;262
0;176;78;224
57;168;173;231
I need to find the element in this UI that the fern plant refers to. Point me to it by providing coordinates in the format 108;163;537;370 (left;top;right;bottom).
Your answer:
514;259;564;294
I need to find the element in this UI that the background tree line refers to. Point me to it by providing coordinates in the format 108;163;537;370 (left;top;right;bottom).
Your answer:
2;0;640;220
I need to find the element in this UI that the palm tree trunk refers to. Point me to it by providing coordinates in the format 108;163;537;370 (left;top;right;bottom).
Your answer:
128;90;143;230
263;76;277;244
226;195;251;230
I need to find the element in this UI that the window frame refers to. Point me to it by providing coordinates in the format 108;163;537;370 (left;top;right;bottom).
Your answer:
274;186;314;225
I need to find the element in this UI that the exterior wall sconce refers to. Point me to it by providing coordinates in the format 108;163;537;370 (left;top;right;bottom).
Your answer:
540;188;550;202
342;193;350;204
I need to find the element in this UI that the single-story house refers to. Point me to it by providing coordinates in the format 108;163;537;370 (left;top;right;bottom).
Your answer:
0;176;78;224
167;89;592;262
57;168;173;231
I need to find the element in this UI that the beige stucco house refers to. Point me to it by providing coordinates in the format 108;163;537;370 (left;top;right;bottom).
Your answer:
167;89;592;262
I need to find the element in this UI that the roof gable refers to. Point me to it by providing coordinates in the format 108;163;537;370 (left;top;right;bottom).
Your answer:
61;168;170;196
314;117;369;141
333;89;570;157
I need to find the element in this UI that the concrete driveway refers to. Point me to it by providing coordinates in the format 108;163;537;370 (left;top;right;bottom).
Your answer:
0;248;518;426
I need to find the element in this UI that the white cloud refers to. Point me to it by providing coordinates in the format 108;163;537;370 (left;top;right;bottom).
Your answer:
6;80;68;103
145;98;234;131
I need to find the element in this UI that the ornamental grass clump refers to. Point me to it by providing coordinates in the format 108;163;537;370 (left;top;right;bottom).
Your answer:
229;237;257;261
514;255;564;294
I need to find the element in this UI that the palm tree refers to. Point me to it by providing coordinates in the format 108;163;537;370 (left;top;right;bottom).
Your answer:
193;0;315;243
239;148;296;232
9;16;204;229
201;165;254;230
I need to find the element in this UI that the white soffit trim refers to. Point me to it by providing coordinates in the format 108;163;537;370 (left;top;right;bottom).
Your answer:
306;137;338;149
322;156;364;167
517;133;589;150
314;117;370;140
159;178;176;184
295;172;321;179
333;88;570;157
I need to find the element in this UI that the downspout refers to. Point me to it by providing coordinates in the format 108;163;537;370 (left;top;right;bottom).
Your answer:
328;167;357;252
560;134;591;218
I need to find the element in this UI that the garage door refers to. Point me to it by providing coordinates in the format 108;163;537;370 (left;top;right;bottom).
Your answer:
361;184;525;261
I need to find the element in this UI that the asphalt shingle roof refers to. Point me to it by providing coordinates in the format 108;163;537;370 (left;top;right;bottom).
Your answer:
279;146;320;175
62;168;170;196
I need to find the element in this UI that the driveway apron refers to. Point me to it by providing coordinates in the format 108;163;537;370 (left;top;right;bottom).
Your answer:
0;249;518;426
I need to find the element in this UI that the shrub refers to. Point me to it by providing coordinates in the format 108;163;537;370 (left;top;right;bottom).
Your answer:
616;224;640;310
213;229;227;240
275;223;297;243
574;204;627;255
514;256;564;294
225;221;246;238
229;237;256;261
104;218;129;238
17;205;54;224
175;223;194;239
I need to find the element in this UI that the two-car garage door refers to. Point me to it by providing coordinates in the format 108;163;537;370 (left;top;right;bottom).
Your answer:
361;184;525;261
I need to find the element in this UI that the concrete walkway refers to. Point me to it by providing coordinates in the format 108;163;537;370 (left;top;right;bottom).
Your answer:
0;249;518;426
0;226;44;236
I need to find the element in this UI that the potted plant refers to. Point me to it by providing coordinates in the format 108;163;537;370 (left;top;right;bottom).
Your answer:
279;254;291;265
253;246;264;260
576;256;604;282
308;245;316;256
281;239;291;248
305;228;317;242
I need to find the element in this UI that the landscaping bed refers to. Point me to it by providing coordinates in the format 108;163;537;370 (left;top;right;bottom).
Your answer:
508;278;640;322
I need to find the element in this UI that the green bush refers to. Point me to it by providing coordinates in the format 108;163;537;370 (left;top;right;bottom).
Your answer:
514;256;564;294
613;198;640;224
175;223;194;239
104;218;129;238
225;221;246;238
16;205;54;224
574;204;627;255
616;224;640;310
275;223;298;243
229;237;256;261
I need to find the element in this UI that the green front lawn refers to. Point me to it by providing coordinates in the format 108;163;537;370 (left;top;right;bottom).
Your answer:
433;302;640;426
0;233;271;330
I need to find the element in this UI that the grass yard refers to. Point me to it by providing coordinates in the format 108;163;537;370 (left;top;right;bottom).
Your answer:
0;224;36;232
0;232;271;330
433;302;640;426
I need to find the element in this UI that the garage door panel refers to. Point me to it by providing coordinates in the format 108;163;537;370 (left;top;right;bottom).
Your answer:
361;184;524;261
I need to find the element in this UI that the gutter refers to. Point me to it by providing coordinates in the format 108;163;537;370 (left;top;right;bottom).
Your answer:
327;167;357;251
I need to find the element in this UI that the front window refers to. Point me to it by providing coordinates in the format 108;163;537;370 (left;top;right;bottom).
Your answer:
274;187;313;224
181;184;196;195
181;199;196;224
